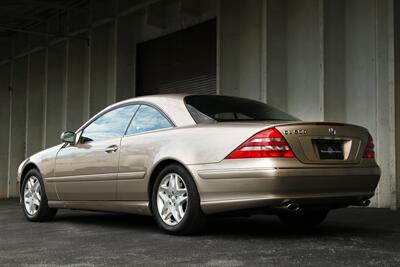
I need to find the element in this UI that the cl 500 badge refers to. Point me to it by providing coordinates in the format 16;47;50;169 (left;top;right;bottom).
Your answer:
284;129;307;135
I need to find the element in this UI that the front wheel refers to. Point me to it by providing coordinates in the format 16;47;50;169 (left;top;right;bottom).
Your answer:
21;169;57;222
278;210;329;228
151;164;206;235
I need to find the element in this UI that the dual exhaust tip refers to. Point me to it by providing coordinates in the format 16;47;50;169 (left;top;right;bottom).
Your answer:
355;199;371;207
284;203;301;212
276;202;301;212
276;198;370;212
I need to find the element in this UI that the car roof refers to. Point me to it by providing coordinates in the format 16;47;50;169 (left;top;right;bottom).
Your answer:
126;93;191;101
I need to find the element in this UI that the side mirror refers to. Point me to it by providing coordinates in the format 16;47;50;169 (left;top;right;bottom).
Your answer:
61;131;76;144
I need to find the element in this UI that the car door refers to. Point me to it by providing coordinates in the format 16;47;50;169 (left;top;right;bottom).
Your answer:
117;104;174;200
54;104;139;201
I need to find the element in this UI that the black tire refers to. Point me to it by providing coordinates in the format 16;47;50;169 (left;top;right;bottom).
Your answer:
151;164;206;235
21;169;58;222
278;209;329;228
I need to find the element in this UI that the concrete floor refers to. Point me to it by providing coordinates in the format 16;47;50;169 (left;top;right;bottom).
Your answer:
1;199;400;266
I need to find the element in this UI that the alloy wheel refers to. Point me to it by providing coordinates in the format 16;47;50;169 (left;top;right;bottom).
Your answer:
157;173;188;226
23;176;42;216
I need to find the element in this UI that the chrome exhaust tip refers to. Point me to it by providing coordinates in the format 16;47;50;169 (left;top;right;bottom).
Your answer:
355;199;371;207
274;202;301;212
285;203;300;212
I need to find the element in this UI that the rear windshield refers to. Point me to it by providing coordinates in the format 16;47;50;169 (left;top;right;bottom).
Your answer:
184;95;298;123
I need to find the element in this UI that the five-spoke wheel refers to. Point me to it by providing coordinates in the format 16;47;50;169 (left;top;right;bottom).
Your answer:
21;169;57;221
152;164;205;235
157;173;188;226
23;176;42;216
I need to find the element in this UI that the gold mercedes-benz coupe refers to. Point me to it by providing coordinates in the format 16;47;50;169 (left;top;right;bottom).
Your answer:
17;94;380;234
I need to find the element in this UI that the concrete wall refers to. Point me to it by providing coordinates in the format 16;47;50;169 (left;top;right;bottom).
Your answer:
9;58;28;197
46;43;66;147
287;0;324;121
0;0;217;199
0;65;10;198
0;0;398;209
218;0;397;208
323;0;396;207
26;51;46;156
219;0;265;101
395;0;400;209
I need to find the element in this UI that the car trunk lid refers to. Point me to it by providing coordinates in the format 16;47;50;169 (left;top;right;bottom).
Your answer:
274;122;370;164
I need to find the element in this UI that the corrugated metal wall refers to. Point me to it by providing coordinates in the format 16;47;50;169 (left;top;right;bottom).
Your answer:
136;19;216;96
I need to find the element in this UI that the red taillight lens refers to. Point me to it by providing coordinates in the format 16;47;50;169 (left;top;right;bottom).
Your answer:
363;134;375;159
226;127;294;159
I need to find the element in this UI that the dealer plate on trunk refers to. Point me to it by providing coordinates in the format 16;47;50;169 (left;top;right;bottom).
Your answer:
316;140;344;160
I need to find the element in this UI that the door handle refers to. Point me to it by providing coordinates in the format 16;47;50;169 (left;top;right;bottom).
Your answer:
105;145;119;153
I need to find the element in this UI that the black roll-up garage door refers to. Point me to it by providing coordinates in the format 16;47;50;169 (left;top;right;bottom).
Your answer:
136;19;216;96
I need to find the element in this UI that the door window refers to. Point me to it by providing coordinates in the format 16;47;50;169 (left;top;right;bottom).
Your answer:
126;105;172;135
82;105;139;142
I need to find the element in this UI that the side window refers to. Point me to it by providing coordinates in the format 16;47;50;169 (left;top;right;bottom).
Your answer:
126;105;173;135
82;105;139;142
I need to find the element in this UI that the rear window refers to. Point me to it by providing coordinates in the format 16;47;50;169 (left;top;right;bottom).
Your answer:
184;95;298;123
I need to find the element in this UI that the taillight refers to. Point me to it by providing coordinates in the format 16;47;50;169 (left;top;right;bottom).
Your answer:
363;134;375;159
226;127;294;159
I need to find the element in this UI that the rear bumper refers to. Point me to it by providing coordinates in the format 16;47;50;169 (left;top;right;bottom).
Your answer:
188;159;380;214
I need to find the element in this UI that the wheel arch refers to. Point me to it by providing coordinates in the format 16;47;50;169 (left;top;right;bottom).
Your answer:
20;163;41;192
147;158;194;202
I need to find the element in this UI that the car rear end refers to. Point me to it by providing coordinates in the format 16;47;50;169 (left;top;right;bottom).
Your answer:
189;123;380;214
183;95;380;215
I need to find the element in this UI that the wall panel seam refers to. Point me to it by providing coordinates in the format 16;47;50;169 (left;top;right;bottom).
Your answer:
25;54;30;158
42;48;48;149
7;62;13;198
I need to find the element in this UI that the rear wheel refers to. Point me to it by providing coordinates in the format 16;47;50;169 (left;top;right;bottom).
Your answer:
278;210;329;228
151;164;205;235
21;169;57;222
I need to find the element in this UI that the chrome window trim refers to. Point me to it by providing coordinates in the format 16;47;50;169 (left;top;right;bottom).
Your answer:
73;101;176;143
124;104;175;136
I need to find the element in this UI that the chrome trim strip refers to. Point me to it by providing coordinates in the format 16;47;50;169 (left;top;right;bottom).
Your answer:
46;173;117;183
250;138;282;142
117;171;146;180
198;168;277;179
197;166;381;179
241;145;290;151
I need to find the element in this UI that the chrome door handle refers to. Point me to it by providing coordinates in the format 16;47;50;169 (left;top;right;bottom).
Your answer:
105;145;118;153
